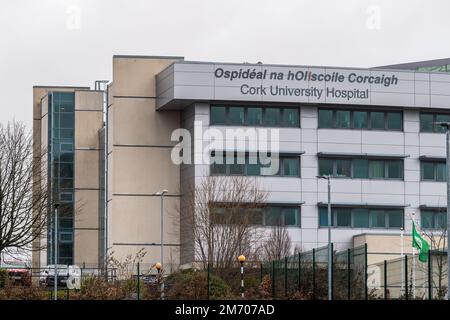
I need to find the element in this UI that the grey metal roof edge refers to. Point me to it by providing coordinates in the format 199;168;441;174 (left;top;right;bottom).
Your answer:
376;57;450;70
211;149;305;155
419;204;447;209
212;201;304;206
419;155;446;161
317;202;410;208
352;232;404;239
113;54;184;60
170;59;450;75
317;152;409;159
33;85;90;89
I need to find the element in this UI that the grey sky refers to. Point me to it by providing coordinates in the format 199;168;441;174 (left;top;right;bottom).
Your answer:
1;0;450;128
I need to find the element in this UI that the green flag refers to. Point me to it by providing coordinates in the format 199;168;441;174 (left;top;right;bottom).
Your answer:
412;221;430;263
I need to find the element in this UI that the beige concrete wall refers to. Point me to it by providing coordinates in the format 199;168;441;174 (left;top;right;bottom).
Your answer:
108;56;183;267
74;189;100;229
74;229;99;267
353;233;434;265
112;147;179;194
112;98;179;146
74;90;104;266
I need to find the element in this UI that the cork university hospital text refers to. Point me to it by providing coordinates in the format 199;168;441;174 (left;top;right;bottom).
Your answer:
214;67;400;100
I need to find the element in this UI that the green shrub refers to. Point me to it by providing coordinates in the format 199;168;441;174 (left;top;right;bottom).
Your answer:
165;269;230;300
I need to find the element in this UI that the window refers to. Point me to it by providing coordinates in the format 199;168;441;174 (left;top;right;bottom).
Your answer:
60;192;73;203
421;210;447;229
353;159;369;178
420;113;450;133
335;110;350;128
265;207;281;226
369;160;385;179
211;105;300;127
318;108;402;131
211;204;300;227
421;161;447;181
387;210;403;228
370;112;385;130
319;207;403;229
59;113;74;129
229;107;245;125
59;232;73;243
283;207;300;226
336;159;351;177
264;108;281;126
336;208;351;227
318;109;333;128
318;159;334;176
353;208;369;228
281;157;300;176
211;106;226;125
420;114;433;132
282;109;299;127
247;107;262;126
386;160;402;179
353;111;368;129
370;210;385;228
229;154;245;175
386;112;402;130
319;158;403;180
211;152;300;177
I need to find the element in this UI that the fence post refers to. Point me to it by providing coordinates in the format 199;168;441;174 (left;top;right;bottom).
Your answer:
384;260;387;300
298;253;301;292
347;248;351;300
271;260;275;299
284;256;288;298
428;250;432;300
136;262;140;301
207;263;210;300
364;243;368;300
404;255;408;300
331;243;334;300
260;263;263;284
312;248;316;299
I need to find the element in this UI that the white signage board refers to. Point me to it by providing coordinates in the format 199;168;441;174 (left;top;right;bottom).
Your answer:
156;62;450;109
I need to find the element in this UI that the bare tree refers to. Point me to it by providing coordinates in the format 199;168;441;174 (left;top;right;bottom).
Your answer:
263;222;292;262
184;175;268;271
0;121;49;264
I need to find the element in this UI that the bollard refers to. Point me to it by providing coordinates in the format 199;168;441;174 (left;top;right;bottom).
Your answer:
284;256;288;298
312;248;316;299
207;263;210;300
137;262;140;300
271;260;275;298
298;253;301;292
364;243;368;300
238;255;246;299
347;248;351;300
384;260;387;300
428;250;432;300
404;255;408;300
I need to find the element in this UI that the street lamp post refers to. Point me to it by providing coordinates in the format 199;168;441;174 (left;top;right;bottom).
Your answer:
154;189;168;299
317;175;333;301
155;262;162;300
238;255;246;299
53;203;59;301
434;122;450;300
